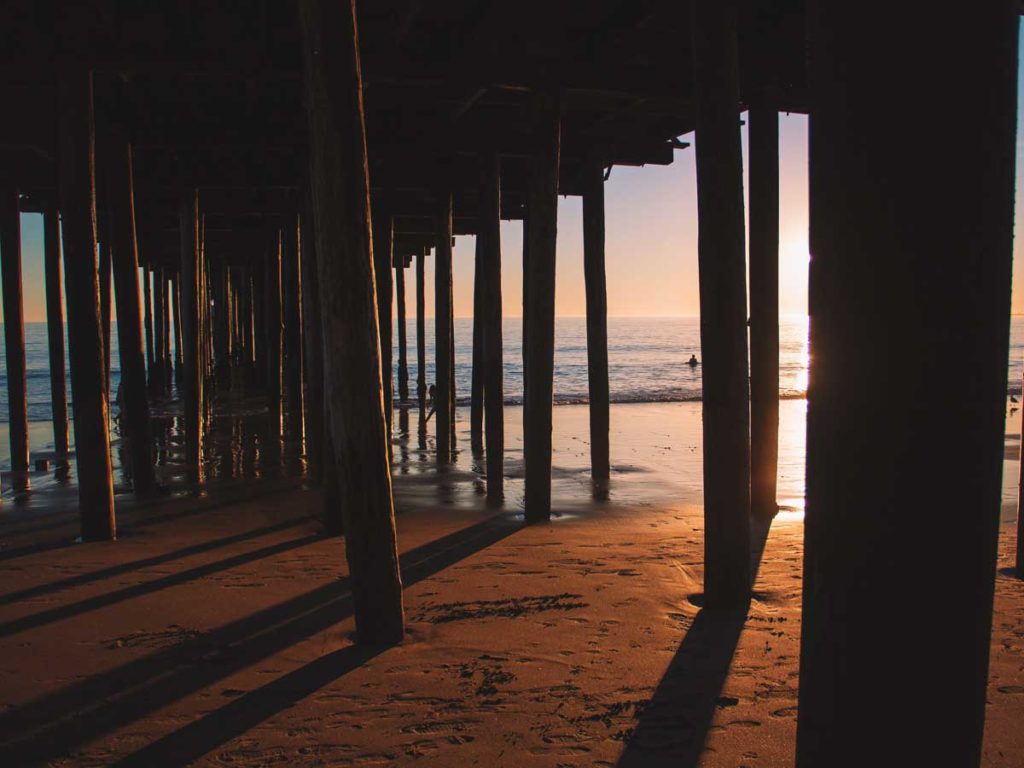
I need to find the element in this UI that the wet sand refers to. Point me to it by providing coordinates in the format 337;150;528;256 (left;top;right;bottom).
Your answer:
0;402;1021;766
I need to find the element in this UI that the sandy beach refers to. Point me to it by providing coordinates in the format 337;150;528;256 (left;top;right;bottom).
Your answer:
0;401;1021;766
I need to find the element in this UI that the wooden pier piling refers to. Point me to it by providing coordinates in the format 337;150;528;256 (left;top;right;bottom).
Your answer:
0;183;29;473
480;153;504;499
435;192;454;462
179;187;203;477
691;0;751;608
43;207;70;460
582;158;610;485
523;91;560;522
300;0;404;644
57;65;115;540
396;261;409;404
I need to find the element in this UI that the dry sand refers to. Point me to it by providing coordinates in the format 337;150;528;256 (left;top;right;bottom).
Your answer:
0;402;1021;766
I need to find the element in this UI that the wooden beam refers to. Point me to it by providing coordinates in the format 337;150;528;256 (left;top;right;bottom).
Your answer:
0;183;29;472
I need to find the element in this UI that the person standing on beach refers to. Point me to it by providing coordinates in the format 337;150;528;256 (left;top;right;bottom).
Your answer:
425;383;437;423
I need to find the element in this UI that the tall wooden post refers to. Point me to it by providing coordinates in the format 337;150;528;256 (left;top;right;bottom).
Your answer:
480;153;504;499
172;273;182;385
470;236;485;451
98;234;112;396
796;4;1017;765
691;1;751;608
300;0;404;644
1018;386;1024;578
106;137;157;494
749;106;780;522
151;270;166;396
522;209;530;402
416;247;427;418
0;184;29;472
179;187;202;478
435;192;454;462
57;65;115;540
582;159;610;484
373;209;393;438
143;266;154;384
395;260;409;403
43;207;69;460
523;91;560;522
265;230;283;436
282;215;304;442
161;267;172;390
300;202;325;482
212;261;231;389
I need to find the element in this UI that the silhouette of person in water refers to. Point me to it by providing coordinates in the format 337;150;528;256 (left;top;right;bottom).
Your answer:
687;354;699;367
424;383;438;423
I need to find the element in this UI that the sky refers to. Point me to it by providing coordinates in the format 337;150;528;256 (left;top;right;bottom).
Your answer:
8;25;1024;321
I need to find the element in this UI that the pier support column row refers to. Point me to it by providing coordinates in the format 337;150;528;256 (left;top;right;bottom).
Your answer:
106;136;157;494
523;90;560;522
300;0;404;644
796;4;1017;765
57;65;115;540
691;0;751;608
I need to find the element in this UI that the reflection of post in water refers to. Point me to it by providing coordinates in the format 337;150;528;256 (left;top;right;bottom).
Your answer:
397;406;410;472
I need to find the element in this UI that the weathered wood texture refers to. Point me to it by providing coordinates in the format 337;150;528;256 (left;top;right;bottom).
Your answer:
42;207;69;459
796;3;1018;765
57;66;115;540
179;187;203;476
0;183;29;472
300;0;404;644
106;138;157;494
582;159;610;484
480;154;504;499
748;106;780;521
523;91;560;522
435;192;454;462
691;0;751;608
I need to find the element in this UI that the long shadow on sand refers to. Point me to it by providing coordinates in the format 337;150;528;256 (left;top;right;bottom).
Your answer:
0;531;324;638
0;513;521;765
0;517;309;607
615;518;773;768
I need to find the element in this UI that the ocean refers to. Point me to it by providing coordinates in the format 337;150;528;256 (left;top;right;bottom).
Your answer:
3;315;1024;422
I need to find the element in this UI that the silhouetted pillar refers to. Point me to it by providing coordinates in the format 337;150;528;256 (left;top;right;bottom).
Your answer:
151;270;166;396
691;0;750;607
523;90;560;522
42;207;69;460
179;187;202;477
265;230;283;436
300;0;404;644
480;153;504;499
98;234;112;395
172;274;183;386
282;216;303;442
435;192;454;462
522;209;530;402
57;65;115;539
0;184;29;472
212;261;231;389
373;209;393;438
416;247;427;418
106;137;157;494
582;158;610;485
470;236;485;451
749;106;780;522
396;261;409;403
143;267;154;383
161;267;172;390
1018;390;1024;578
796;5;1017;766
300;202;324;483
